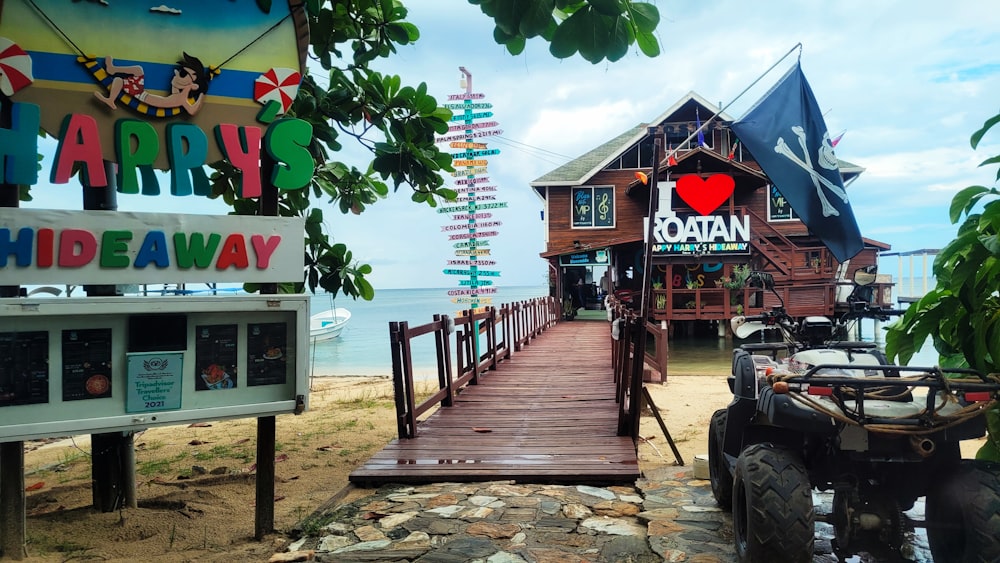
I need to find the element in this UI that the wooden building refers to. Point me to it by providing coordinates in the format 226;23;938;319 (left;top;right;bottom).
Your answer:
531;92;891;336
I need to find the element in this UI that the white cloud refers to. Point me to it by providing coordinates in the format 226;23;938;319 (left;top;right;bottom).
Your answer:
150;5;181;15
23;0;1000;288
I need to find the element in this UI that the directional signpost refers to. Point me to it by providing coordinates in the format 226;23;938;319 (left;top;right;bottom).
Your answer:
436;67;505;317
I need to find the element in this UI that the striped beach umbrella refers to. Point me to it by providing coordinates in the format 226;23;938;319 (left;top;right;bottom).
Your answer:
253;67;301;115
0;37;33;97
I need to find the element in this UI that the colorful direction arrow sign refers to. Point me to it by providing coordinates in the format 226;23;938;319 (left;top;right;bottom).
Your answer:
449;111;493;121
443;269;501;277
451;149;501;158
448;261;494;266
455;249;492;256
444;269;500;276
447;92;486;100
436;129;503;142
443;102;493;110
451;166;488;177
453;240;490;248
437;202;508;213
449;231;499;241
451;212;493;220
446;120;499;132
448;287;498;295
436;68;508;309
452;296;493;304
459;279;493;286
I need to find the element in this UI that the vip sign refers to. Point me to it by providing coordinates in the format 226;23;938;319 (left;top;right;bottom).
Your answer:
650;173;751;256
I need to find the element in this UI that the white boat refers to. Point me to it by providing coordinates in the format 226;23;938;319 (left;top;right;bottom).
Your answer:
310;307;351;341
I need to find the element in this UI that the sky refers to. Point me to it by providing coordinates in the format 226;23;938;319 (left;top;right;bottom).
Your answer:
24;0;1000;292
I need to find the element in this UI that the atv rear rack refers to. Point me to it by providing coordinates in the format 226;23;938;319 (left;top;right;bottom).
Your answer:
769;365;1000;432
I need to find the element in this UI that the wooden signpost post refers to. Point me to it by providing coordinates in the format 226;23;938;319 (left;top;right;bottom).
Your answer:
435;68;506;317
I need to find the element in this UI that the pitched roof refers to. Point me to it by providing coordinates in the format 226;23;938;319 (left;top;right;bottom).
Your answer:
530;124;647;187
530;91;865;187
531;92;731;187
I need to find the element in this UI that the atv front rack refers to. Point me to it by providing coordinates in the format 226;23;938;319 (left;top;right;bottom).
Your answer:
768;365;1000;433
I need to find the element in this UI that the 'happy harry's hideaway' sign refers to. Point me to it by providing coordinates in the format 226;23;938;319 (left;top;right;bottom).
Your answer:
0;1;311;192
0;208;304;285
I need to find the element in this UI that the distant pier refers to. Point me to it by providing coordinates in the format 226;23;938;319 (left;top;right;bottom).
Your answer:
879;249;939;305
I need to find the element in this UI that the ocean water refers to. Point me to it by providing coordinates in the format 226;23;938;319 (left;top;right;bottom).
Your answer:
309;286;943;379
308;285;551;378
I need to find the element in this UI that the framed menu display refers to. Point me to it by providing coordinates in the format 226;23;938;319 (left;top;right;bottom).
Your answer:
246;322;288;386
62;328;113;401
0;331;49;407
195;324;238;391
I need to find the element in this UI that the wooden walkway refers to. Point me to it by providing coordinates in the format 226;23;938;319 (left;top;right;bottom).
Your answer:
349;321;640;486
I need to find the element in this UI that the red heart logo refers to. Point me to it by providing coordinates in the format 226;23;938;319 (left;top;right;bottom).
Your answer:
675;174;735;216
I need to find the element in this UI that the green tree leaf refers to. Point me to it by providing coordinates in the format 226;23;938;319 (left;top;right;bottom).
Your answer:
949;185;990;223
629;2;660;33
588;0;622;16
971;113;1000;149
210;0;663;302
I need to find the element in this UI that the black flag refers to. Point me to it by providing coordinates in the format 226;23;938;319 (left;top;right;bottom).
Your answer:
731;61;863;262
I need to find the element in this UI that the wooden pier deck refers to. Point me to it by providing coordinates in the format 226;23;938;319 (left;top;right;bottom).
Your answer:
348;321;640;486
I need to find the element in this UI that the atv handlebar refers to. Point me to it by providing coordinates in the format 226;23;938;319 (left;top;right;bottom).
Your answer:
742;307;794;326
842;304;907;321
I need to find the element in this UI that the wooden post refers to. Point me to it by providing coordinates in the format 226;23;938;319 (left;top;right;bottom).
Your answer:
254;416;276;539
253;151;278;540
626;131;661;440
255;153;278;540
0;93;27;560
0;442;26;560
84;162;135;512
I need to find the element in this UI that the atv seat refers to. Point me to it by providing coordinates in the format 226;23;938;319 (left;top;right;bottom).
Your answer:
829;341;878;350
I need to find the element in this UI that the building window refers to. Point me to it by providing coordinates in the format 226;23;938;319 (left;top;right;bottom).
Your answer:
663;119;714;151
572;186;615;228
767;185;798;221
605;136;655;170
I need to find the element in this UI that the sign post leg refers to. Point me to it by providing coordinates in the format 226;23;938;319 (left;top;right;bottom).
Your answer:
84;162;136;512
255;152;279;540
0;95;27;560
0;442;27;560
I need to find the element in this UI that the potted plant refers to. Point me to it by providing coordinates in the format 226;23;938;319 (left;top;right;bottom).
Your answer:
651;281;666;310
722;265;750;305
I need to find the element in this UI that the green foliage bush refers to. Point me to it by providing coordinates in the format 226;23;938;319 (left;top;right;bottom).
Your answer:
885;113;1000;461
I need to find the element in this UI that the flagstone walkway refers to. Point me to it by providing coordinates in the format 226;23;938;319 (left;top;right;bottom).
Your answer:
269;463;934;562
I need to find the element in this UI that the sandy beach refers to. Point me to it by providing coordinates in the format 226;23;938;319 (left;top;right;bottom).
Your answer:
14;373;986;561
12;374;731;562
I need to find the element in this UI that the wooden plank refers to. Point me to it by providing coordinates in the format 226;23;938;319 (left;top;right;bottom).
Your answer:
349;321;639;486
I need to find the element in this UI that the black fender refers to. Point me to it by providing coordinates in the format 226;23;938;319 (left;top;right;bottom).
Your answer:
758;386;839;433
723;349;759;457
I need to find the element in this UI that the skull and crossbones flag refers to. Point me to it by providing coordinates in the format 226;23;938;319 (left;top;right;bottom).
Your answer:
731;61;863;262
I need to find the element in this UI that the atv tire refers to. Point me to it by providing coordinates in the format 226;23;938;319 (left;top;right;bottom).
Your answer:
733;444;814;563
926;460;1000;563
709;409;732;510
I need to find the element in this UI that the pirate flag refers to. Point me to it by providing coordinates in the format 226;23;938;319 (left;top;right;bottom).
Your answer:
731;61;863;263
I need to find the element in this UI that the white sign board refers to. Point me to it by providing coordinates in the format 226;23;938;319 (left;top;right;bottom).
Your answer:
0;295;309;442
0;208;304;285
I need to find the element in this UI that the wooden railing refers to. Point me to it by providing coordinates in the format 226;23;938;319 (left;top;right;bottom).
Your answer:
389;296;560;439
609;303;644;440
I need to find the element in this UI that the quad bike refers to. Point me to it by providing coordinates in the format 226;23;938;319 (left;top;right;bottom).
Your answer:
709;268;1000;562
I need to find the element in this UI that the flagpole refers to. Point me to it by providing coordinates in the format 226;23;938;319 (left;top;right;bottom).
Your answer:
639;131;662;320
663;42;803;164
